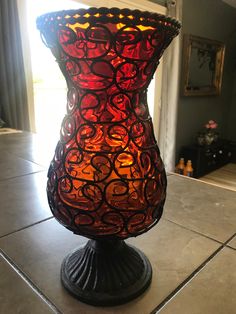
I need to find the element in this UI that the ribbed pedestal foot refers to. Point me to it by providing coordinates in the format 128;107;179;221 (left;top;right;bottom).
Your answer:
61;239;152;306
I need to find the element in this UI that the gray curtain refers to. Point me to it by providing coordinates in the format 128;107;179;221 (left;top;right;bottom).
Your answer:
0;0;30;130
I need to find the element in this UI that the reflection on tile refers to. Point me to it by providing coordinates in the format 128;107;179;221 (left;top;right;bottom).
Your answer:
0;152;43;180
0;172;52;237
164;175;236;242
0;256;54;314
0;132;33;148
159;247;236;314
0;132;57;167
227;236;236;249
0;219;220;314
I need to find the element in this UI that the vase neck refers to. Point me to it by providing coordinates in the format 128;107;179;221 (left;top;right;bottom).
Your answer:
66;85;151;123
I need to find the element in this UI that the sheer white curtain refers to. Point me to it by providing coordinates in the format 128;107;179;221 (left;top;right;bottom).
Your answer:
158;0;183;172
17;0;35;131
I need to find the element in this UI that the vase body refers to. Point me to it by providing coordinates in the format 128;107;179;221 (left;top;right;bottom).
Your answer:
37;8;180;239
197;131;219;146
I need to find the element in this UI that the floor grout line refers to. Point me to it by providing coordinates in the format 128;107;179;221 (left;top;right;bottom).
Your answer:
163;218;223;245
5;148;50;168
7;153;49;169
0;250;62;314
150;232;236;314
224;233;236;251
224;233;236;244
0;169;46;182
0;217;54;239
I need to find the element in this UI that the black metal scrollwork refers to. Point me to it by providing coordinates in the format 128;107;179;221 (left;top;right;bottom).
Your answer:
37;7;180;239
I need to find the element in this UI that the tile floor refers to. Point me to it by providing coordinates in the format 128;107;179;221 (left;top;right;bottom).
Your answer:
199;163;236;192
0;133;235;314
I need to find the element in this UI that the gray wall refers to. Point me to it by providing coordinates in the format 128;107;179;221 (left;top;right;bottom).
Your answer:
227;72;236;141
176;0;236;160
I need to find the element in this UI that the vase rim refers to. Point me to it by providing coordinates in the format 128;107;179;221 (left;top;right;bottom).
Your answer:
36;6;181;35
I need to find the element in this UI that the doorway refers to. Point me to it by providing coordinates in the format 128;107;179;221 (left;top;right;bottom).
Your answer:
26;0;165;146
26;0;88;144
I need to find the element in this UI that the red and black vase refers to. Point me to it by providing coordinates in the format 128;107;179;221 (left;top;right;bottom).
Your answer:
37;7;180;306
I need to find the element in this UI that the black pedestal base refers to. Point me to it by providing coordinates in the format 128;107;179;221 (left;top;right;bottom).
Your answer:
61;239;152;306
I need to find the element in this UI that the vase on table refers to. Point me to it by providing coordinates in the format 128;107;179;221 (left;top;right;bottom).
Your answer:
197;130;219;146
37;7;180;306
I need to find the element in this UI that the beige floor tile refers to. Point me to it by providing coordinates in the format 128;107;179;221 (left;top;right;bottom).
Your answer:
227;236;236;249
0;256;54;314
0;151;43;180
199;163;236;192
0;218;220;314
0;132;33;150
164;175;236;242
0;172;52;237
0;132;56;167
158;247;236;314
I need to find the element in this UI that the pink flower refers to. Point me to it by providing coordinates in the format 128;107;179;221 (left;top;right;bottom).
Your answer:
210;122;217;129
205;120;218;129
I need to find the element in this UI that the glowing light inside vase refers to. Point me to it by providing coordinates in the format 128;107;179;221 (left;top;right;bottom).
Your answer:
37;8;180;239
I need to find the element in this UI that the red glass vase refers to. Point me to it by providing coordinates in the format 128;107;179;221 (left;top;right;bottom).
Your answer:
37;8;180;306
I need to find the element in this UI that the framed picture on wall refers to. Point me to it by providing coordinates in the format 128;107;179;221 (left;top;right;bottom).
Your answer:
181;34;225;96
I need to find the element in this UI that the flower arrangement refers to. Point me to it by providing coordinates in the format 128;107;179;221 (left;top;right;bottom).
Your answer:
197;119;219;146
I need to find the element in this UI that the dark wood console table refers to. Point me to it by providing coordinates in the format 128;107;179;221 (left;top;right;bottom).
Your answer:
180;139;232;178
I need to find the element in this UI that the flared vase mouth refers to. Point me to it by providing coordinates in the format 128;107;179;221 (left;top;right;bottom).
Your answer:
36;7;181;36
